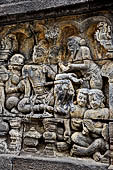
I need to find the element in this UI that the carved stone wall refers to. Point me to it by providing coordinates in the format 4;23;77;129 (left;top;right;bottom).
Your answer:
0;9;113;169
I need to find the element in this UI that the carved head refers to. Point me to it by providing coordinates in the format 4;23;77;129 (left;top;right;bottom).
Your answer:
10;54;25;66
48;45;60;63
32;40;48;63
54;80;74;103
76;88;89;107
67;36;81;55
9;54;25;71
89;89;105;109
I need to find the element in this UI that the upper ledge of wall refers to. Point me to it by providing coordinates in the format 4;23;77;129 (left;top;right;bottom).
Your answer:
0;0;113;25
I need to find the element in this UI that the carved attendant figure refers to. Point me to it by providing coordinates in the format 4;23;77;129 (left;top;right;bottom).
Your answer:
5;54;25;113
59;37;103;89
71;88;88;131
84;89;109;120
71;89;109;162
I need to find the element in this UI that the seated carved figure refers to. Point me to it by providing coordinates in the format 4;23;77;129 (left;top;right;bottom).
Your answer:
71;88;89;131
71;89;109;162
17;64;55;116
5;54;25;113
18;42;56;117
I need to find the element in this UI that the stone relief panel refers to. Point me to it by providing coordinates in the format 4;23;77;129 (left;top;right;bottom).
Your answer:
0;14;113;166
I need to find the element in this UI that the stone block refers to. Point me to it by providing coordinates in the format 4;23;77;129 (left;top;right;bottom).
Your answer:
0;155;12;170
12;156;109;170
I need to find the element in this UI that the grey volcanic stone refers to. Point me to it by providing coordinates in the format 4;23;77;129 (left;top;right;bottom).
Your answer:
0;0;88;16
0;155;109;170
0;154;12;170
12;156;109;170
0;0;113;26
0;0;113;16
0;0;89;26
0;0;88;6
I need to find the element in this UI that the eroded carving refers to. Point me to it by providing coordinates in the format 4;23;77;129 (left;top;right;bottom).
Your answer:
71;89;109;163
5;54;25;114
0;16;112;165
59;37;103;89
95;22;112;49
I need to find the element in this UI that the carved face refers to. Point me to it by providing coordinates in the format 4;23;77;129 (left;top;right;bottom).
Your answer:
48;46;59;60
77;92;87;107
33;46;45;57
32;45;47;63
10;54;24;66
67;37;79;55
89;93;102;109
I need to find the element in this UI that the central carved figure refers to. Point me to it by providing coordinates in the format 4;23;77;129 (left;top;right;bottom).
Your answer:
18;42;56;116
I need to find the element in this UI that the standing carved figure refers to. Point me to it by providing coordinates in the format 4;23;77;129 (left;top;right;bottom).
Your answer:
59;37;103;89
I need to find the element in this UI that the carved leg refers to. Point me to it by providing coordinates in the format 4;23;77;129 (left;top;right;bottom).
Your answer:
18;98;31;114
71;138;105;157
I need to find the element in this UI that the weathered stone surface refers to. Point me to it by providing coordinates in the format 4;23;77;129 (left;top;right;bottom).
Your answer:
0;155;12;170
0;0;113;26
0;154;109;170
0;0;113;169
0;0;89;17
12;156;109;170
0;14;112;165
